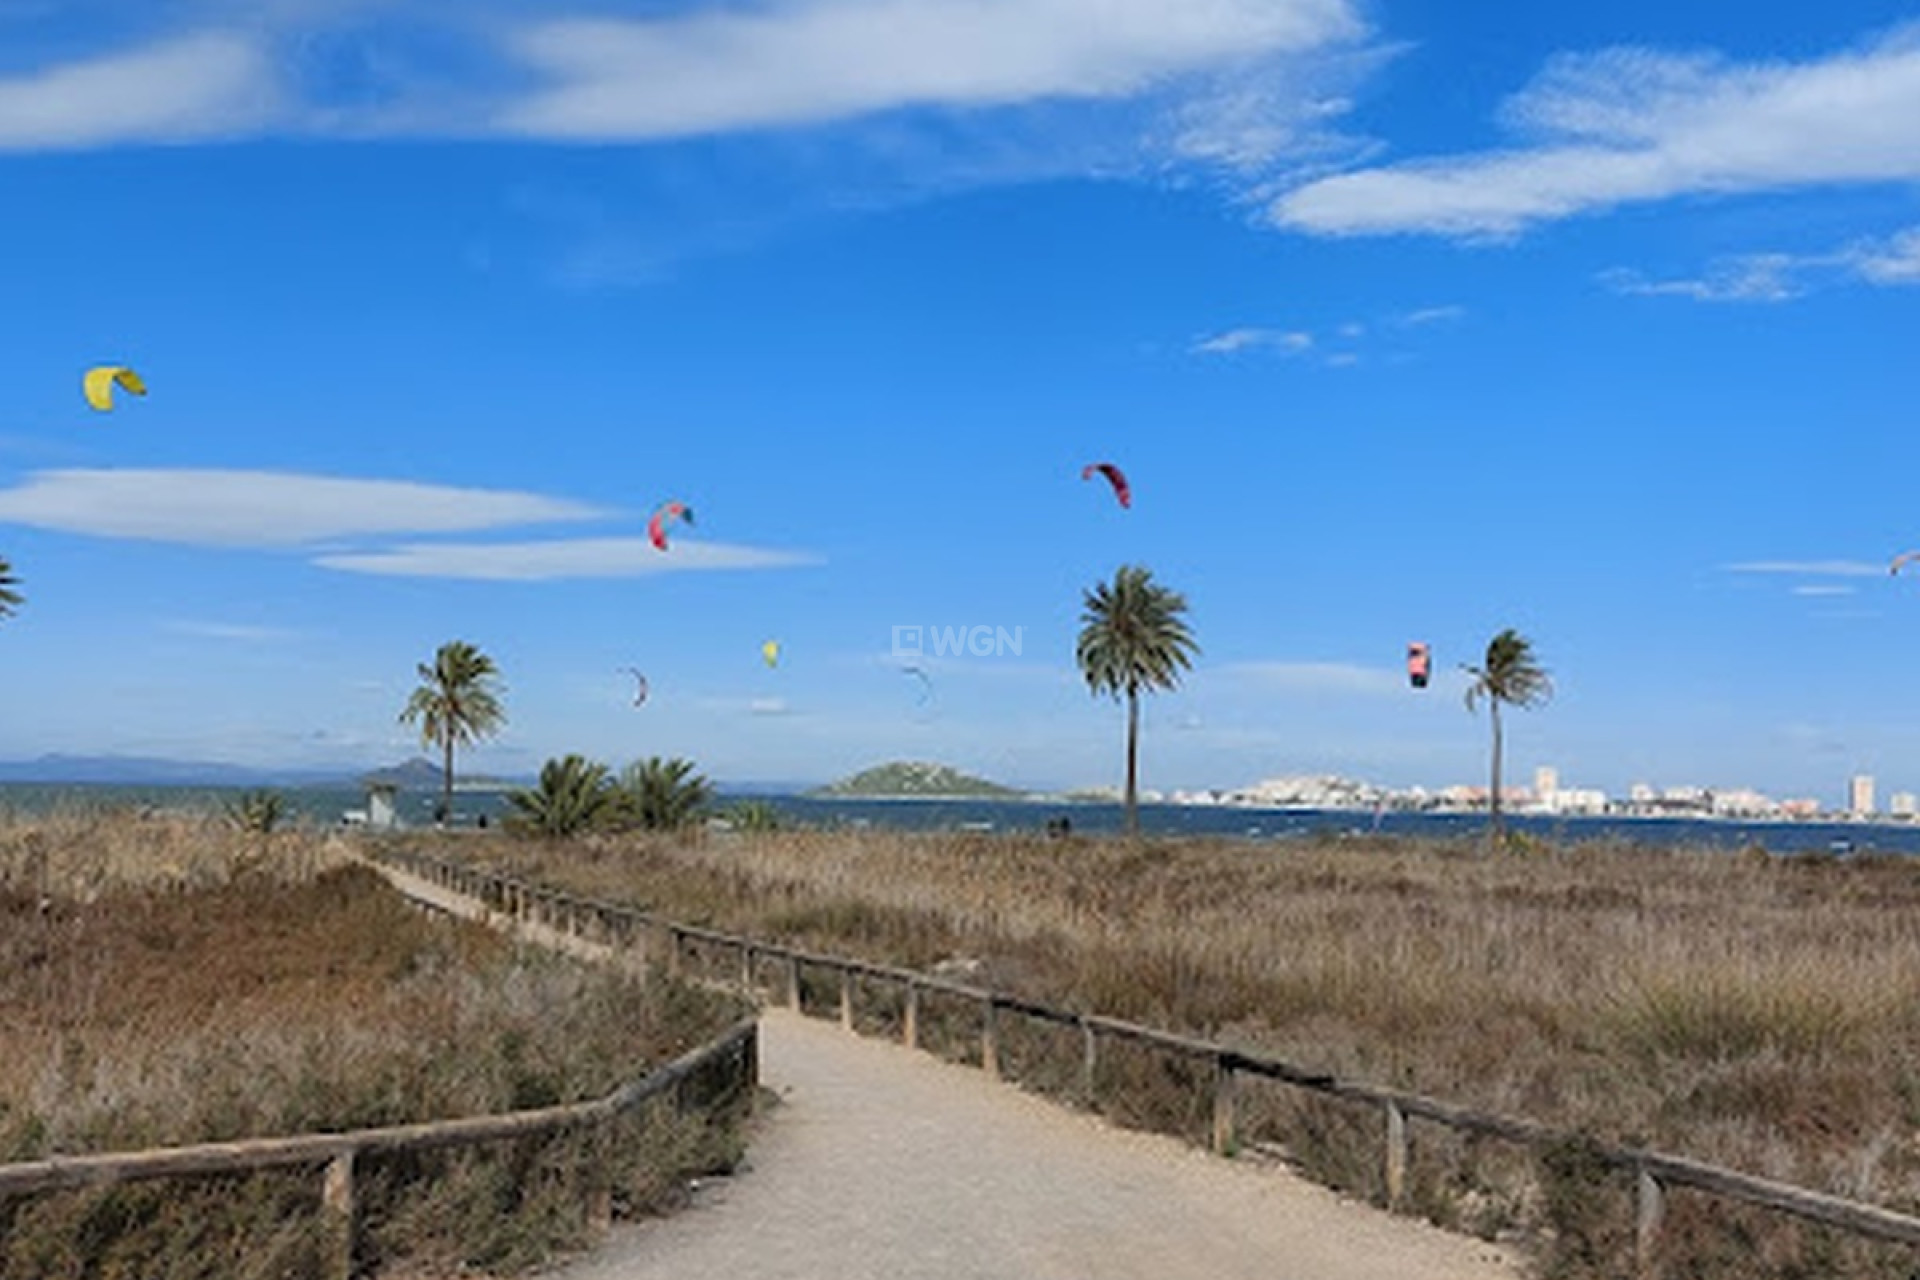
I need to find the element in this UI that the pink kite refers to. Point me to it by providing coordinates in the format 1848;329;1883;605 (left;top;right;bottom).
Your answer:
648;500;694;551
1081;462;1131;509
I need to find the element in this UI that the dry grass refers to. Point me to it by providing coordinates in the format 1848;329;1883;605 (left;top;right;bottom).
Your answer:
0;812;749;1279
436;826;1920;1279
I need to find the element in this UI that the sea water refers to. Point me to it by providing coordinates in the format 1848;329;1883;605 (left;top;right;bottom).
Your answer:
0;782;1912;855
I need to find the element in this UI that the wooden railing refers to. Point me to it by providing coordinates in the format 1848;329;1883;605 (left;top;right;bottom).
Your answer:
369;842;1920;1278
0;955;757;1278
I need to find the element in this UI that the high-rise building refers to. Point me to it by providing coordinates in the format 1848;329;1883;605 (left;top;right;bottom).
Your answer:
1892;792;1917;818
1534;766;1559;803
1850;774;1876;815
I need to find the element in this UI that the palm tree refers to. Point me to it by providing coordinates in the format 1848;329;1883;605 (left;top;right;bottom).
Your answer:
0;557;23;619
614;756;715;831
1462;628;1553;851
507;754;614;838
399;640;506;826
1075;564;1199;835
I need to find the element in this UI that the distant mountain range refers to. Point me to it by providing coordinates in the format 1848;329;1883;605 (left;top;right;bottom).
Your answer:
0;754;519;789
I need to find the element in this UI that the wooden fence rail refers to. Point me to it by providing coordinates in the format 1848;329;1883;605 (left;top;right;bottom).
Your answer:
0;970;757;1279
372;842;1920;1277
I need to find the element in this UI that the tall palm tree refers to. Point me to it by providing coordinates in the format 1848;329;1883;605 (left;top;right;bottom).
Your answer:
1462;628;1552;851
0;557;23;620
1076;564;1199;836
399;640;506;826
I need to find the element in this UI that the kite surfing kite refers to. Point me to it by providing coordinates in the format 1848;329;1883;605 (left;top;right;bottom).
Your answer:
1893;551;1920;576
83;365;146;412
1081;461;1131;509
1407;642;1431;689
762;639;780;668
648;501;694;551
623;668;649;707
901;664;932;706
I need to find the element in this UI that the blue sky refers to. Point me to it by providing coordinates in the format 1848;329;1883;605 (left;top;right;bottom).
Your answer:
2;0;1919;801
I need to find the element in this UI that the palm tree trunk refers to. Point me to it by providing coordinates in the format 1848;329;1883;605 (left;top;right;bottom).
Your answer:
1488;699;1504;853
1125;687;1140;836
442;732;455;827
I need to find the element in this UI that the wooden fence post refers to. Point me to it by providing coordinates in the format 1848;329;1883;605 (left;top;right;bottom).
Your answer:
981;998;1000;1081
785;956;802;1011
1636;1166;1665;1280
321;1150;355;1280
739;943;756;994
838;969;855;1031
1211;1055;1238;1156
902;981;920;1051
1384;1100;1408;1211
1080;1019;1099;1104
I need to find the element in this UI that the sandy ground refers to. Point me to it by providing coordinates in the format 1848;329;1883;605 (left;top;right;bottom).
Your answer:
548;1008;1527;1280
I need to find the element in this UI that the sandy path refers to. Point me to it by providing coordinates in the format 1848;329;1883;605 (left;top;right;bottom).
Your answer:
549;1008;1526;1280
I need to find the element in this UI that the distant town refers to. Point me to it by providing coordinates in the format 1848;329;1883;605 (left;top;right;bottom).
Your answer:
1151;769;1909;823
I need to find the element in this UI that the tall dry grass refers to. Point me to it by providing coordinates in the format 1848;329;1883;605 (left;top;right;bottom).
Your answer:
441;826;1920;1279
0;812;749;1279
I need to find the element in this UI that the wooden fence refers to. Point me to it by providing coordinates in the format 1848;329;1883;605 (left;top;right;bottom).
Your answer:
370;842;1920;1279
0;968;757;1278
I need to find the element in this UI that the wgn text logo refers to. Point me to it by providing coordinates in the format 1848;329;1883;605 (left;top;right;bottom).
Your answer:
891;625;1024;659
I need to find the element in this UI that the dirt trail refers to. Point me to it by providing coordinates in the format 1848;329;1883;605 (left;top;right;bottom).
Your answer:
551;1008;1526;1280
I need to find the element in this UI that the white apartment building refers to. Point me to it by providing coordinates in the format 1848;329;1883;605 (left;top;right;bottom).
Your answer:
1850;774;1876;816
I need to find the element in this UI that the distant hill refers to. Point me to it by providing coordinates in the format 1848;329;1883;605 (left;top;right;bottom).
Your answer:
811;761;1024;798
361;758;516;791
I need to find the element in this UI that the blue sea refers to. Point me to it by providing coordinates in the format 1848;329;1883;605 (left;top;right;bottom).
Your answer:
0;782;1915;856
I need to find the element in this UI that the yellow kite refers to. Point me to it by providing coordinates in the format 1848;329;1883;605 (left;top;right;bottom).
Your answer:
83;365;146;412
762;640;780;668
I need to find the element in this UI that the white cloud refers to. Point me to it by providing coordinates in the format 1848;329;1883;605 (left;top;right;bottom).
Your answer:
1272;25;1920;236
1600;255;1802;303
1850;226;1920;283
1397;304;1465;325
1791;584;1857;597
0;468;606;547
1191;326;1314;355
314;537;819;580
1215;660;1406;696
497;0;1362;140
1602;225;1920;303
0;32;280;149
162;619;298;642
1724;559;1887;577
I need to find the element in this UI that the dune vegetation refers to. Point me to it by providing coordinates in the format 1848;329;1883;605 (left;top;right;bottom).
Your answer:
0;809;748;1279
443;823;1920;1279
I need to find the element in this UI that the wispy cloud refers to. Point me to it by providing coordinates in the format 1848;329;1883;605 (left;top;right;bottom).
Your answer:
496;0;1363;140
1272;25;1920;237
1791;584;1857;597
0;32;280;149
162;619;298;642
1192;303;1462;366
1852;226;1920;283
1602;225;1920;303
1396;304;1465;325
1190;326;1314;355
1724;559;1887;577
314;537;820;580
1214;660;1406;696
1601;256;1801;303
0;468;605;547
